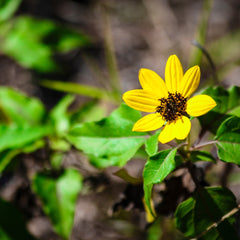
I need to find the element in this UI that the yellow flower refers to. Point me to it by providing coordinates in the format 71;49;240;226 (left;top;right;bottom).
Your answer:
122;55;217;144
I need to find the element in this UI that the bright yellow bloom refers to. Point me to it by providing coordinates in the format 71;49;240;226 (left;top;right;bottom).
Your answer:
122;55;217;144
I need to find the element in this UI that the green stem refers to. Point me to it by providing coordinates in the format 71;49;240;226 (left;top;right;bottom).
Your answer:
40;79;118;103
189;0;214;66
101;4;121;102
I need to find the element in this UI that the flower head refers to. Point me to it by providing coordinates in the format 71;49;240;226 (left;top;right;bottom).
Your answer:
122;55;217;144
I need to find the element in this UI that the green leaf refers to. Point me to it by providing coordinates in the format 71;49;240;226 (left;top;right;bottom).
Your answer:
32;168;83;240
147;217;162;240
199;86;240;134
49;94;75;136
41;79;116;102
143;148;182;216
0;227;11;240
50;152;64;169
143;183;154;217
0;0;22;22
0;198;35;240
0;124;50;172
0;125;52;152
0;139;45;173
215;116;240;164
70;100;106;124
145;130;160;156
144;149;181;185
190;151;216;163
0;16;90;72
175;187;238;239
0;87;46;126
0;149;20;173
66;104;146;168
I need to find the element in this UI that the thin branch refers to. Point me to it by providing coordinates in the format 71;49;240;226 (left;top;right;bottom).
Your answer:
190;140;218;150
192;40;219;84
191;204;240;240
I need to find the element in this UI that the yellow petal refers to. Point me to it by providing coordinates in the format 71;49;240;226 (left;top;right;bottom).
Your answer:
123;89;159;112
158;116;191;143
158;122;176;143
132;113;165;132
165;55;183;93
180;65;200;98
139;68;168;98
186;95;217;117
174;116;191;140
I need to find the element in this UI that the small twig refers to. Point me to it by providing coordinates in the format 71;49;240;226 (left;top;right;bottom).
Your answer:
191;204;240;239
190;140;218;151
192;41;219;84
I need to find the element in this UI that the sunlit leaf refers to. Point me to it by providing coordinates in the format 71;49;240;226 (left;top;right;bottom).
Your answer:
0;198;35;240
175;187;238;239
0;125;52;152
32;168;83;240
0;0;22;22
0;87;46;126
199;86;240;133
145;130;160;156
49;94;75;136
67;104;146;168
0;16;90;72
215;116;240;165
143;148;182;216
70;100;106;124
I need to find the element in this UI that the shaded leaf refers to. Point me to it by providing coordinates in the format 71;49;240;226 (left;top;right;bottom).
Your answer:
175;187;238;239
32;168;83;239
0;16;90;72
0;139;45;173
199;86;240;134
215;116;240;165
67;104;146;168
0;198;35;240
190;151;216;163
0;149;20;173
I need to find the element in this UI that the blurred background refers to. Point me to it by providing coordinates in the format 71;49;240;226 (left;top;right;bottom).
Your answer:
0;0;240;239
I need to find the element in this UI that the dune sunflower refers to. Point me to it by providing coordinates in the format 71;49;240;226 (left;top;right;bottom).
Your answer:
122;55;216;144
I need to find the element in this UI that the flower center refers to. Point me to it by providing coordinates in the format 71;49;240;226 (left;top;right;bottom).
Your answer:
156;92;187;122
